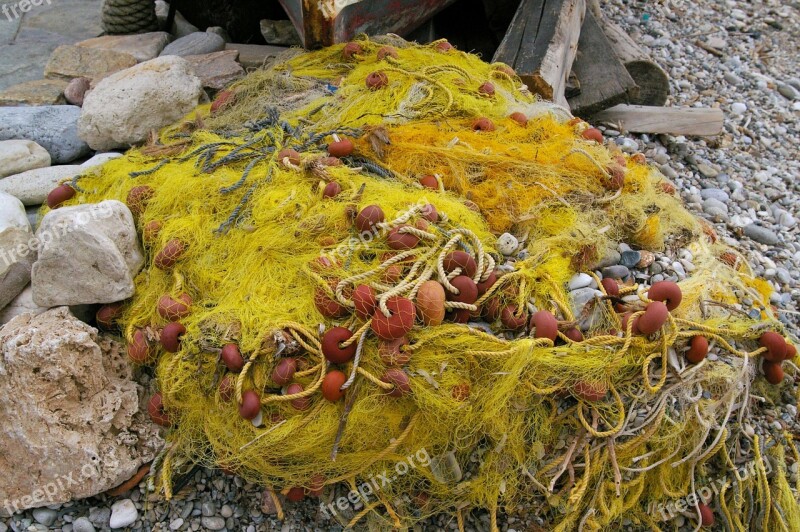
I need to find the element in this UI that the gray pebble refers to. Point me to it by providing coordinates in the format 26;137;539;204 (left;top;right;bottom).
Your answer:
595;250;621;269
743;224;780;245
602;265;630;279
201;502;216;517
660;164;678;179
88;508;111;525
700;188;729;202
160;32;225;57
33;509;58;527
778;83;799;100
220;505;233;518
620;250;641;268
72;518;96;532
169;518;184;530
201;516;226;531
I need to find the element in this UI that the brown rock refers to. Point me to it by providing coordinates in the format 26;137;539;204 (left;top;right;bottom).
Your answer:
0;79;68;106
183;50;245;90
64;77;91;106
44;45;137;83
76;32;173;63
0;308;162;514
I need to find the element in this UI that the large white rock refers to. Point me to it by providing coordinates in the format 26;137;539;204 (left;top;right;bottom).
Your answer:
78;56;203;151
0;165;82;206
0;140;51;179
0;192;35;310
32;201;144;307
0;308;162;514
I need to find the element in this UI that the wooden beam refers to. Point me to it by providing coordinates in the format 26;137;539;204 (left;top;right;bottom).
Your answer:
493;0;586;108
567;10;637;117
587;0;669;106
591;104;724;137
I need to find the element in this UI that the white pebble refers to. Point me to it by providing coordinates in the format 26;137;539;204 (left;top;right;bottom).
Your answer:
568;273;594;290
731;102;747;115
109;499;138;529
497;232;519;256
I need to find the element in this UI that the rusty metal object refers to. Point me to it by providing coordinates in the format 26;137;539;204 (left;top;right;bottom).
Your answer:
279;0;456;48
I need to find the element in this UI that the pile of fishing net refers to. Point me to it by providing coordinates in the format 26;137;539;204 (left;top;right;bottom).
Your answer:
55;36;800;530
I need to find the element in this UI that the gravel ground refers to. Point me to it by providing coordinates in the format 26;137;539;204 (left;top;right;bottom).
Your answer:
3;0;799;531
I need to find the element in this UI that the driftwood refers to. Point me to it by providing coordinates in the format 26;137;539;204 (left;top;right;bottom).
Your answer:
592;104;724;136
587;0;670;106
493;0;586;108
567;10;637;117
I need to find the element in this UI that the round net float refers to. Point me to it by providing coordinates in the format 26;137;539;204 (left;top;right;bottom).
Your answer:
220;343;244;372
46;183;76;209
321;370;348;401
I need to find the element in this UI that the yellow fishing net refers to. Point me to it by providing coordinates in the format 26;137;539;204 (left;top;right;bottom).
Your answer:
57;36;798;530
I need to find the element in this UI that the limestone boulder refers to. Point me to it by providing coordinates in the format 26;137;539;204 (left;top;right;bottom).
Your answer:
0;140;51;178
0;192;34;310
78;56;203;151
76;32;173;63
32;200;144;307
0;308;162;513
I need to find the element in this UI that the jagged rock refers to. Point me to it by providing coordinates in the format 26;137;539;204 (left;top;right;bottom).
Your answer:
44;45;137;83
0;192;34;310
78;56;203;151
0;106;90;164
183;50;244;89
0;79;68;106
76;32;173;63
32;200;144;307
0;308;162;514
0;165;82;206
0;140;51;178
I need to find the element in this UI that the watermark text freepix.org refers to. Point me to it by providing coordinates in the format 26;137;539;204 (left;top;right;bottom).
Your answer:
319;448;431;519
3;462;97;515
2;0;52;22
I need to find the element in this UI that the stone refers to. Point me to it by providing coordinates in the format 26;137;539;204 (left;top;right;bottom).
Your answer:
0;165;82;206
743;224;779;246
0;192;34;310
32;508;58;526
696;163;718;178
700;188;729;202
0;308;162;513
44;45;137;82
731;102;747;115
497;232;519;255
155;0;199;37
619;250;641;268
169;518;184;530
78;56;203;151
568;272;593;291
31;200;144;306
89;507;111;526
76;32;173;63
0;140;51;178
201;501;216;516
201;517;226;531
224;43;288;69
81;152;124;169
0;79;68;106
778;83;799;101
571;287;601;313
602;265;630;280
206;26;231;43
160;31;225;58
183;50;245;90
64;77;92;106
0;105;89;163
109;499;138;529
703;198;729;219
260;19;302;46
0;285;48;325
594;249;621;269
72;517;96;532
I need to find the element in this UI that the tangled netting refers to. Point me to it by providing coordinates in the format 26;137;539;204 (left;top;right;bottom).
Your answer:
58;36;800;530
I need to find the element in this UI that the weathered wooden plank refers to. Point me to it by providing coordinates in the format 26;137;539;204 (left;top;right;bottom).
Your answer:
592;104;724;137
493;0;585;108
587;0;669;106
567;10;637;117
